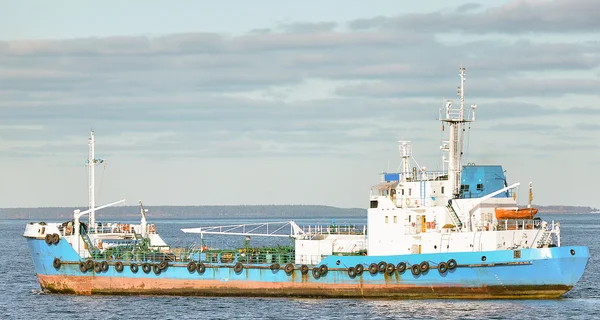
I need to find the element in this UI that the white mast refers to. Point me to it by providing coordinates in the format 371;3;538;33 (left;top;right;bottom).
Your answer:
399;141;412;183
87;131;104;232
441;67;476;199
88;131;96;231
140;200;148;238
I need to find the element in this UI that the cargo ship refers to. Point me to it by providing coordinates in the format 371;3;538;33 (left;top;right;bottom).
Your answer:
24;67;589;298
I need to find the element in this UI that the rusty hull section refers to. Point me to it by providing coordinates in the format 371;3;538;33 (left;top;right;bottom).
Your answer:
38;274;570;299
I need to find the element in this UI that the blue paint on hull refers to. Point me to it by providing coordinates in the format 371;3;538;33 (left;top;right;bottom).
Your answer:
28;237;589;296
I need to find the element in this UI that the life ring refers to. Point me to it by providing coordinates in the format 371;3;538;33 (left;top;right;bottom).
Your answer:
419;261;430;273
437;261;448;274
319;265;328;276
347;267;356;278
284;263;294;274
153;264;161;275
149;224;156;233
101;261;109;272
355;264;364;275
411;264;421;276
300;264;309;275
396;262;406;273
187;261;196;273
385;263;395;275
45;234;52;245
130;264;139;273
94;262;102;273
85;259;94;270
65;226;73;236
312;267;321;279
53;257;61;269
79;261;87;273
377;261;387;273
270;263;280;271
447;259;457;270
196;262;206;274
159;260;168;270
234;262;244;273
115;261;124;272
142;263;151;273
368;263;378;275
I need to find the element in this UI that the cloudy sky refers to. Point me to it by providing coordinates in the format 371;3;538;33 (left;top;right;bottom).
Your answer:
0;0;599;210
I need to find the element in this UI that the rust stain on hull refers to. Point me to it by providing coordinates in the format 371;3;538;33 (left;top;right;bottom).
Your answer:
37;275;571;299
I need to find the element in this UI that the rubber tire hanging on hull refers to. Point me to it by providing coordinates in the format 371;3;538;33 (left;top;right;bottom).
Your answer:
396;262;406;273
411;264;421;276
85;259;94;271
312;267;321;279
447;259;457;270
284;263;294;274
377;261;387;273
368;263;378;275
438;261;448;273
347;267;356;278
45;234;52;245
51;233;60;245
319;265;328;276
187;261;196;273
234;262;244;273
300;265;309;275
153;264;161;275
115;261;124;272
385;263;395;275
142;263;151;274
196;262;206;274
53;258;61;269
419;261;430;273
130;264;139;273
159;260;168;271
355;264;364;275
79;261;87;273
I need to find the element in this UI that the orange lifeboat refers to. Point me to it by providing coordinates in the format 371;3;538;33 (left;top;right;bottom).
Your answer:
494;207;538;219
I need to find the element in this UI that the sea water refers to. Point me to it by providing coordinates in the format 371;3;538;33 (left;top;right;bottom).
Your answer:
0;214;598;320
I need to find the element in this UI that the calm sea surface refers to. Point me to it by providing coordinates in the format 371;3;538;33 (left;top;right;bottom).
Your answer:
1;214;598;319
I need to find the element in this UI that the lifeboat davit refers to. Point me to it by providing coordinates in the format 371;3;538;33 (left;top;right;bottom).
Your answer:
495;207;538;219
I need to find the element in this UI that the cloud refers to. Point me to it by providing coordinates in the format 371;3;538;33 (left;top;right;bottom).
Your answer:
0;0;599;165
335;77;600;98
277;21;339;34
455;3;483;13
348;0;600;34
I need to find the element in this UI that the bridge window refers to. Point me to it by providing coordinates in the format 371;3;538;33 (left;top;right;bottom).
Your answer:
441;186;445;194
477;183;484;191
385;216;389;224
409;188;412;196
394;216;397;223
460;184;470;192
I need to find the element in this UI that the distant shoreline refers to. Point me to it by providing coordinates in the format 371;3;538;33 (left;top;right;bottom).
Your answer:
0;204;597;220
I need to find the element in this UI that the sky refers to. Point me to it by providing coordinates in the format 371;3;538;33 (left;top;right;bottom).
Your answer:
0;0;599;209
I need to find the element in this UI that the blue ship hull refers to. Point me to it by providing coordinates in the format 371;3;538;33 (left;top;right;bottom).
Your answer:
27;237;589;298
